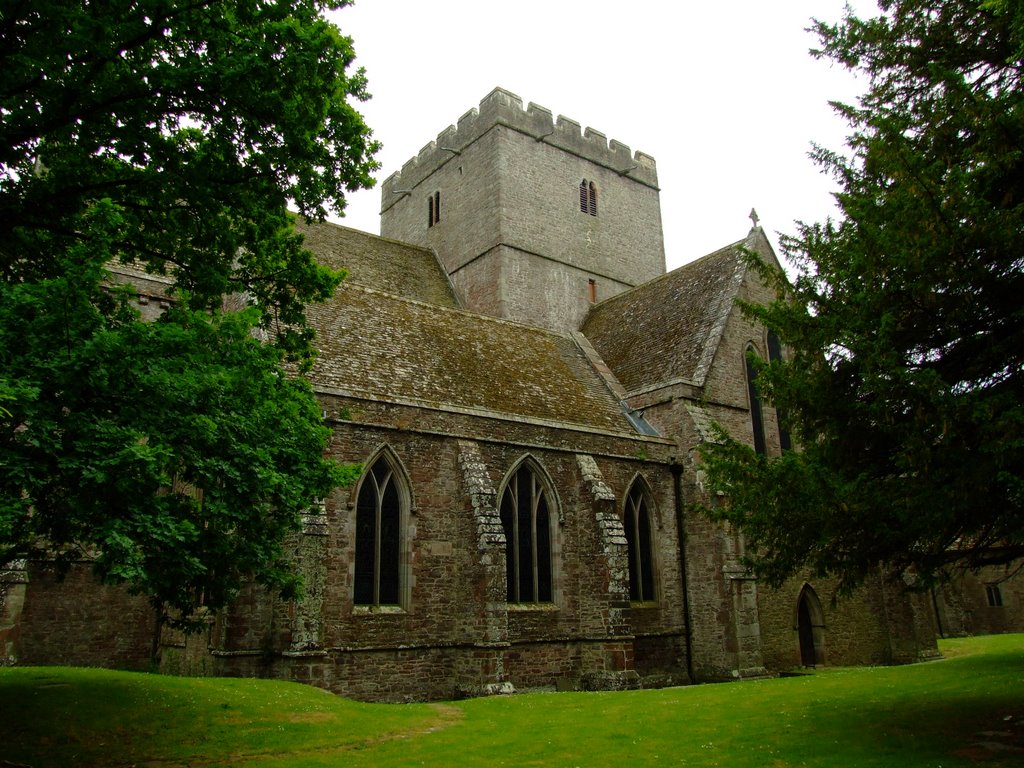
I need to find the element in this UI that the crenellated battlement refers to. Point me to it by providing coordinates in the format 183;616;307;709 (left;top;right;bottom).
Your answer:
381;87;658;211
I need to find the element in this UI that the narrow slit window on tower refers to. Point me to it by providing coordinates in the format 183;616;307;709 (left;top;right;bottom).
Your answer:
587;278;597;304
579;179;597;216
427;191;440;227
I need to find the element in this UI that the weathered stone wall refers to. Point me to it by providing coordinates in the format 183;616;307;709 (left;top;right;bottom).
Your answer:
934;564;1024;637
381;124;503;277
203;392;688;701
451;245;637;332
15;562;157;670
761;577;897;667
0;563;27;665
677;495;766;681
5;386;691;703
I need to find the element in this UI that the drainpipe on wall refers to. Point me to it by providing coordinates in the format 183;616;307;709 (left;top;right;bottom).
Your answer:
670;459;696;683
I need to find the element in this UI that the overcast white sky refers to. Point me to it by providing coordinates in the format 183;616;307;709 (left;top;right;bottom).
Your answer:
328;0;877;269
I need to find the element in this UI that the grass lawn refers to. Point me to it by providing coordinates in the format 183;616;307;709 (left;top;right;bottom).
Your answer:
1;634;1021;767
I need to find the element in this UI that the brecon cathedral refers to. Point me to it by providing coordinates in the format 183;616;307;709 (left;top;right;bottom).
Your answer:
2;88;1019;701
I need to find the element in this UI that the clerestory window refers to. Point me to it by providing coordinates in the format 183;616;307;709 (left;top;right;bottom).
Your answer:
624;480;656;602
500;461;555;604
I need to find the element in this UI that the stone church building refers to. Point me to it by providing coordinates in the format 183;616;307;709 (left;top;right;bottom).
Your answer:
3;88;1016;701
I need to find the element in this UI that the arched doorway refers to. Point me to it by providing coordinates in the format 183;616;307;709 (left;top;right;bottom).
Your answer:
796;584;826;667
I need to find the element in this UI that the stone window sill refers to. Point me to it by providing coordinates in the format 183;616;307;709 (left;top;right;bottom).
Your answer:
353;604;406;615
507;602;559;612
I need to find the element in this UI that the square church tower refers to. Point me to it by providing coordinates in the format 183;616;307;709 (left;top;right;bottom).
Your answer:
380;88;667;332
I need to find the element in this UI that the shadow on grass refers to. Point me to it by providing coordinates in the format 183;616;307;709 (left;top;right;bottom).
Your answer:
3;637;1022;768
0;667;439;768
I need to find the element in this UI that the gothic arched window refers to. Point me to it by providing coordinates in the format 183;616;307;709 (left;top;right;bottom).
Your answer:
579;179;597;216
767;330;792;451
500;460;555;603
624;480;656;602
745;345;767;456
354;452;407;606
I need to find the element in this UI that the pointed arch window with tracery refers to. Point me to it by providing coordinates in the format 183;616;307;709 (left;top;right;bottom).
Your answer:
624;480;656;602
354;453;406;606
500;461;554;604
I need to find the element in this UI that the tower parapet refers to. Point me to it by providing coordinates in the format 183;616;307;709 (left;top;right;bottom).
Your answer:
381;87;658;213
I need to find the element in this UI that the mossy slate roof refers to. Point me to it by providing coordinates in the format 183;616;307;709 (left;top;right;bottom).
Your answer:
306;286;636;434
581;234;752;393
295;219;460;308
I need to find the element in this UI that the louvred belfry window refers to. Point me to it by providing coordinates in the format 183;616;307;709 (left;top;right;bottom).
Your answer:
579;179;598;216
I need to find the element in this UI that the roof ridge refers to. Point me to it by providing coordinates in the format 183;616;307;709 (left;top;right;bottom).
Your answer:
585;234;749;316
296;216;439;257
340;283;578;340
690;249;748;387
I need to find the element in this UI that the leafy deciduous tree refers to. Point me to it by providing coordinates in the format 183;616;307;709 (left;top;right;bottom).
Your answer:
0;0;376;624
700;0;1024;593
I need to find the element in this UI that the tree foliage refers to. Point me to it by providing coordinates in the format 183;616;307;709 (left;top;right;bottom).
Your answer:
700;0;1024;593
0;0;376;623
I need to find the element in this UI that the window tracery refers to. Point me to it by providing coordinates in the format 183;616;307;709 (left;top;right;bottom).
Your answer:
500;460;555;603
624;479;656;602
354;452;407;606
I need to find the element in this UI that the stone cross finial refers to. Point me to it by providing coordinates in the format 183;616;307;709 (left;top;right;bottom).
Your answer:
749;208;760;228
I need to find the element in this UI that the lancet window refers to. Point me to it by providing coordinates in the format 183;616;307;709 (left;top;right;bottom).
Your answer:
767;330;792;451
354;452;407;606
624;480;656;602
745;345;767;456
500;460;555;604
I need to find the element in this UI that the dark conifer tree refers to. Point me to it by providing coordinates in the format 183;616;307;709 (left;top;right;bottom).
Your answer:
701;0;1024;592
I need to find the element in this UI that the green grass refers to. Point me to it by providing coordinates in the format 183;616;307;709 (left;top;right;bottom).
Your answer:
2;634;1022;767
